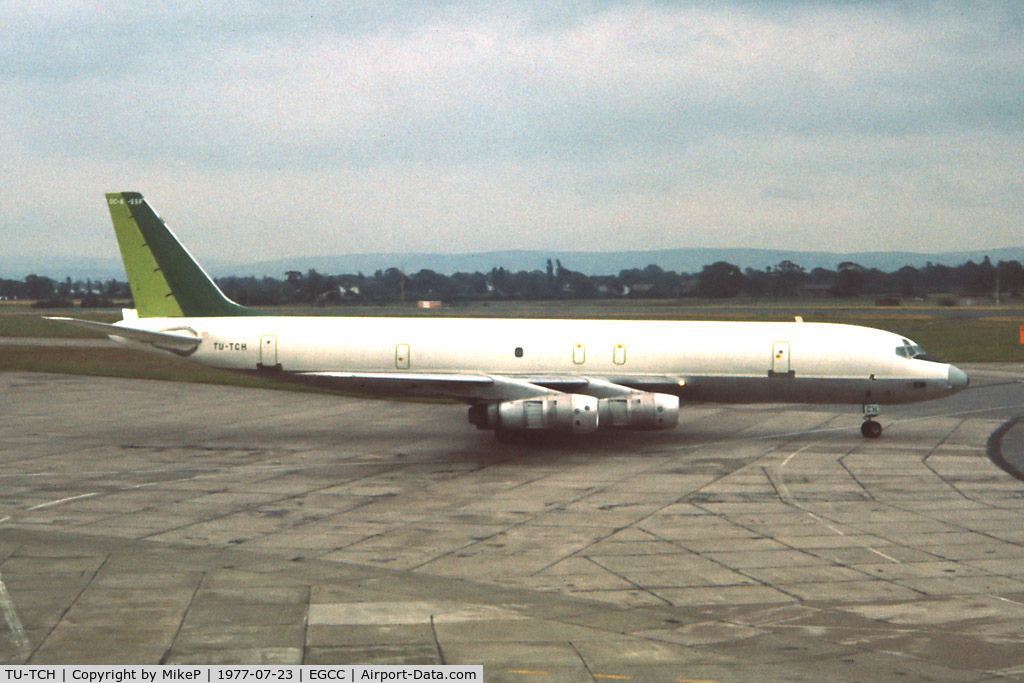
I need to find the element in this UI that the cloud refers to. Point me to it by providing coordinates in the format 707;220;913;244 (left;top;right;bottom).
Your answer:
2;2;1023;263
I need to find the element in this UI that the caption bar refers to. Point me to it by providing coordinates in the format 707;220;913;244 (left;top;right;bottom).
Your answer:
0;668;482;683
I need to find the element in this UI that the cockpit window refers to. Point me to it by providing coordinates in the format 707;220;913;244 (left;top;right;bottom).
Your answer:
895;339;932;360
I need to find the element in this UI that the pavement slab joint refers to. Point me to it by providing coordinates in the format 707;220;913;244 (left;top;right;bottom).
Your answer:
4;369;1024;678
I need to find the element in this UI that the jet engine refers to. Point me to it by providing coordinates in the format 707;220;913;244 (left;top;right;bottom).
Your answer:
468;394;599;434
597;393;679;429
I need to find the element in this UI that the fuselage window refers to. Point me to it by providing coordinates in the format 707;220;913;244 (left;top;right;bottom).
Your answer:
514;347;524;358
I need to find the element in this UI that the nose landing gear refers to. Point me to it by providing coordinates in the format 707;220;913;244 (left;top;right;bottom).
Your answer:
861;403;882;438
861;419;882;438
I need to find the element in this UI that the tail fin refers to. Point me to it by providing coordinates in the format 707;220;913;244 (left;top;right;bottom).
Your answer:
106;192;260;317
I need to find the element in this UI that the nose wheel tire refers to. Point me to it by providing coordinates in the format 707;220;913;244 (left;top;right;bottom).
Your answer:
861;419;882;438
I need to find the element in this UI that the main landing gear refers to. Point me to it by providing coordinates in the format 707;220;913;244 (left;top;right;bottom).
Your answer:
861;403;882;438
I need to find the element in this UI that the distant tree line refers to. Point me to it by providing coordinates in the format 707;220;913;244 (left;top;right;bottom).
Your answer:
6;256;1023;308
1;276;131;307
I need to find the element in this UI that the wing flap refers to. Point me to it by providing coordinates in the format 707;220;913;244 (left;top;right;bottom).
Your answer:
295;371;688;402
296;371;556;402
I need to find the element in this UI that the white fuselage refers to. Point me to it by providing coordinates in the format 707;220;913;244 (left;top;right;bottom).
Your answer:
115;316;966;406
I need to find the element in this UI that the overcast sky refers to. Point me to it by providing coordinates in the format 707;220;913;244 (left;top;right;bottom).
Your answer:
3;1;1022;265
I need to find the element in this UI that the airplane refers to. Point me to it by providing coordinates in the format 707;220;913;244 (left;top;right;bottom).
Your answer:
48;192;969;440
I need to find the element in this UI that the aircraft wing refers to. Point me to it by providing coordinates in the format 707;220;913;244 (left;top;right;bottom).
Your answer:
45;317;201;355
297;371;575;402
295;372;685;403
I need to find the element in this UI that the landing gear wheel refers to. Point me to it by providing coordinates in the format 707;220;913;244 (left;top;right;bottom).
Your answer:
861;419;882;439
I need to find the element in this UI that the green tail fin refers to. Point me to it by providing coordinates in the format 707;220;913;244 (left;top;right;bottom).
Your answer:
106;192;260;318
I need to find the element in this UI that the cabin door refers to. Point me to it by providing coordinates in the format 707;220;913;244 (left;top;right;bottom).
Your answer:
573;343;586;364
395;344;411;369
771;341;790;374
260;335;278;368
613;344;626;365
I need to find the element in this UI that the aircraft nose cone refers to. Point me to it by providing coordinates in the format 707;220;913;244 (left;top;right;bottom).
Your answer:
947;365;969;391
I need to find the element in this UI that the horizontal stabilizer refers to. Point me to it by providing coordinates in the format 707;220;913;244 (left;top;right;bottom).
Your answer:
45;317;201;355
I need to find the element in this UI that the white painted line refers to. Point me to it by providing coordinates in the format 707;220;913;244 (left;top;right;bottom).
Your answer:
27;492;99;511
804;511;847;537
993;595;1024;607
123;477;204;490
780;448;806;468
866;547;901;564
0;571;31;662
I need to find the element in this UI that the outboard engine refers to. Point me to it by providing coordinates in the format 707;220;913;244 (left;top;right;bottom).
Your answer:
597;393;679;429
468;394;599;434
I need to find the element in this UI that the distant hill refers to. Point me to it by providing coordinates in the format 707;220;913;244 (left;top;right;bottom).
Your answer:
0;255;127;281
5;247;1024;280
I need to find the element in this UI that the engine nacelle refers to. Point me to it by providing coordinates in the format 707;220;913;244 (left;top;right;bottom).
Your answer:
597;393;679;430
468;394;599;434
